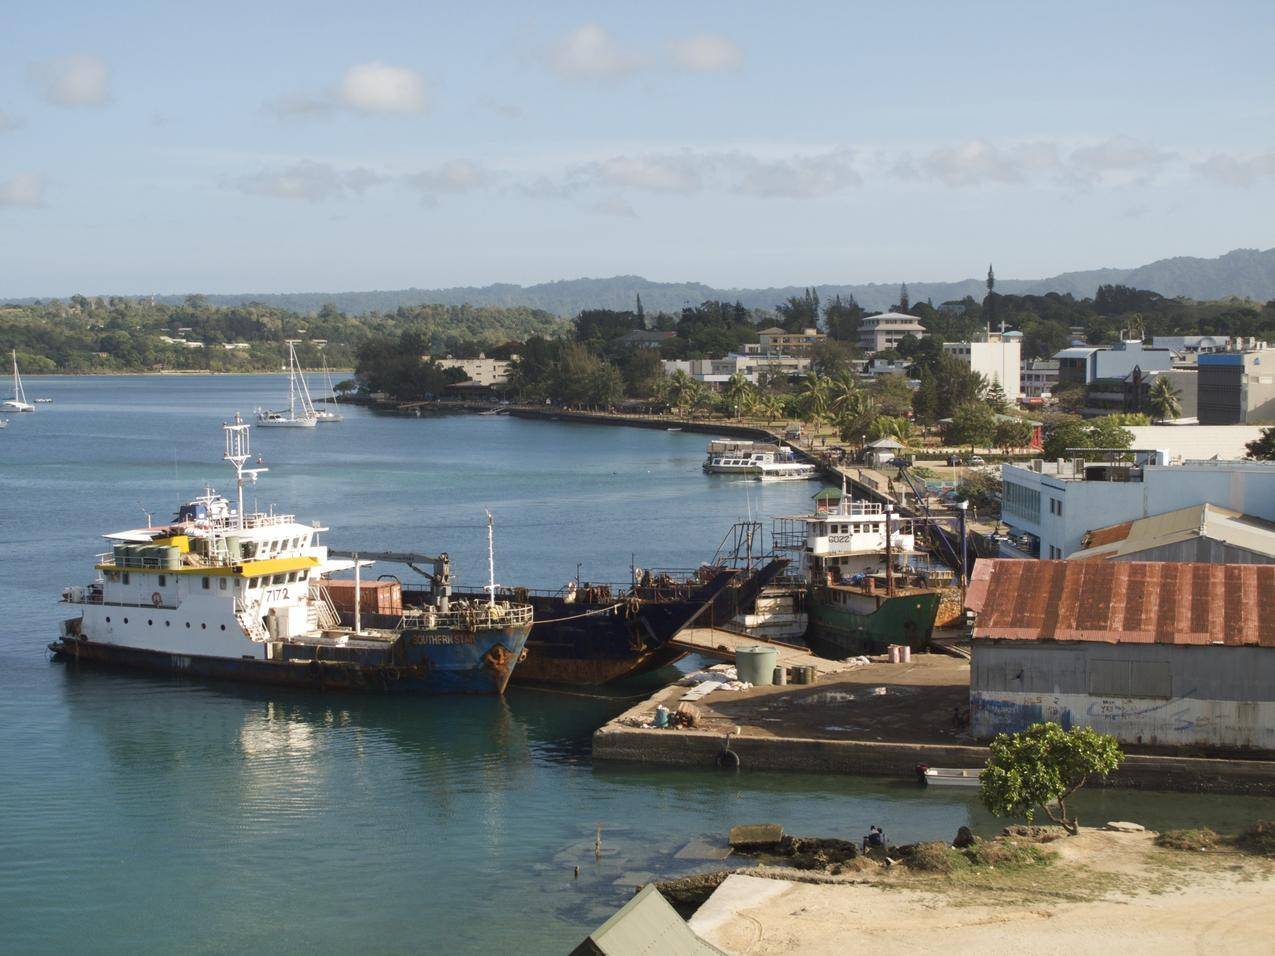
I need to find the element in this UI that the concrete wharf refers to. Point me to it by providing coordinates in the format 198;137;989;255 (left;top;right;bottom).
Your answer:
670;627;855;677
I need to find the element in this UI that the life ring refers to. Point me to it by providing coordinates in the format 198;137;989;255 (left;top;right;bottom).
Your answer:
151;592;162;608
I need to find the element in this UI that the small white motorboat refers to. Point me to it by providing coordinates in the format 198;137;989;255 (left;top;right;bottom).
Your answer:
922;767;983;788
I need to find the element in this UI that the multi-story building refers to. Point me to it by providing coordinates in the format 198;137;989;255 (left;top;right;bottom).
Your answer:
1053;340;1174;388
755;326;824;355
857;312;927;354
1000;454;1275;559
1082;367;1198;419
943;328;1022;400
1197;349;1275;424
1019;358;1058;400
663;353;811;385
432;354;515;387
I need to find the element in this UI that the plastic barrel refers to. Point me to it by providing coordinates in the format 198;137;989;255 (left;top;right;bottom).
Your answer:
773;666;787;685
164;546;180;570
735;646;778;685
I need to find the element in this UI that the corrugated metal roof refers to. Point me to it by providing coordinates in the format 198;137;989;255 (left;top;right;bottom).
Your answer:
572;885;726;956
1069;503;1275;561
967;559;1275;646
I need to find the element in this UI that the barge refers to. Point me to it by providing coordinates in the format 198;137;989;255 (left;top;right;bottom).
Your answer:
51;416;533;694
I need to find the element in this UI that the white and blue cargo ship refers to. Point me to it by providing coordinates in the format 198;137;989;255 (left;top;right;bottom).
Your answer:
51;415;533;694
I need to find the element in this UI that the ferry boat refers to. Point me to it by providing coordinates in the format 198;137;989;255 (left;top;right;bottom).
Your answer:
774;485;950;658
703;439;800;475
51;416;534;694
754;460;819;481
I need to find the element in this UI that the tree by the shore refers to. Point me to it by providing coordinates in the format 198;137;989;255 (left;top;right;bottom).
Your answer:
980;722;1123;835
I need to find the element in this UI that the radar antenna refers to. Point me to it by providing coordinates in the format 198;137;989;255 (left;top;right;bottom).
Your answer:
223;413;267;529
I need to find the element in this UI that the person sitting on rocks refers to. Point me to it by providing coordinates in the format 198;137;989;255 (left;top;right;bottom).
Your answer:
863;825;885;852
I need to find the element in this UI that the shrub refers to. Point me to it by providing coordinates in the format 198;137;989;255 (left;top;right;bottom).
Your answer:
1235;820;1275;857
963;838;1052;868
905;842;963;873
1154;828;1220;852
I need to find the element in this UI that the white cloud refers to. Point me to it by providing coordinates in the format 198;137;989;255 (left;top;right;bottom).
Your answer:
233;161;383;202
587;196;638;218
733;149;859;197
576;153;705;193
1067;137;1174;185
338;62;428;114
29;55;110;108
0;111;23;133
406;160;494;196
549;24;644;80
0;173;46;208
911;140;1060;187
669;34;743;73
1194;151;1275;188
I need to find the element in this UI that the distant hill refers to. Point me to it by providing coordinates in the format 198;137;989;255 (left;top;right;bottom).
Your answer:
17;247;1275;316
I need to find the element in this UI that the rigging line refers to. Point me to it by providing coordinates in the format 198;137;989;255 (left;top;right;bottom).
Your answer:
532;602;627;624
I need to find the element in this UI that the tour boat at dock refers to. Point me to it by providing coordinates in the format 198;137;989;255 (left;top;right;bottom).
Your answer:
51;416;534;694
773;485;952;658
703;439;802;475
754;460;819;481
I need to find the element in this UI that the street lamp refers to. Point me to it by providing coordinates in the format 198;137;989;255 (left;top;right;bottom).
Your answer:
957;499;970;587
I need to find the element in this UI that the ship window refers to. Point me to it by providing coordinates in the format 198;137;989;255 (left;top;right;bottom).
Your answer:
185;622;191;628
158;574;166;587
201;623;206;629
122;573;130;585
147;619;153;626
165;621;170;627
123;617;128;624
105;616;110;622
219;578;227;591
220;624;226;630
202;576;210;590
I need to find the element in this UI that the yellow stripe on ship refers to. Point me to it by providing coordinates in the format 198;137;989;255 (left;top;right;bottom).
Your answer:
96;556;319;577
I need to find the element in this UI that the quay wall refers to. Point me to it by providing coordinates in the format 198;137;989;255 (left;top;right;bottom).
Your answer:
593;725;1275;796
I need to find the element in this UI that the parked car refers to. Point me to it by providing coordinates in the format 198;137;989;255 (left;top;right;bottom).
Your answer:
946;454;964;466
888;457;911;468
968;456;986;466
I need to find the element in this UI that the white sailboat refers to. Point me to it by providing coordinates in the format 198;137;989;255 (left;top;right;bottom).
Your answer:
256;341;317;427
314;351;343;423
3;350;34;413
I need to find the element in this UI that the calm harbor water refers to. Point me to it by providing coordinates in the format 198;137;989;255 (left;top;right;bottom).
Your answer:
2;375;1274;954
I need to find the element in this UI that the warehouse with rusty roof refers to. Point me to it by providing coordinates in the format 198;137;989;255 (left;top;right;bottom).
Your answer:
965;560;1275;751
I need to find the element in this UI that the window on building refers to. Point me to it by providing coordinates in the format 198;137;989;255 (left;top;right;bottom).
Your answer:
202;576;210;590
158;574;166;587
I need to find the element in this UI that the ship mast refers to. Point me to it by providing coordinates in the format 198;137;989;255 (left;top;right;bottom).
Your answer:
485;510;496;608
223;413;266;529
884;504;895;596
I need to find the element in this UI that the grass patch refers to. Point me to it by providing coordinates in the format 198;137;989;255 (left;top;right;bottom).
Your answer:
963;838;1054;868
1154;828;1220;852
904;842;965;873
1235;820;1275;857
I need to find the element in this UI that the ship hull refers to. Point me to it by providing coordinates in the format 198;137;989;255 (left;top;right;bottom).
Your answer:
425;560;787;686
50;622;531;695
804;587;941;659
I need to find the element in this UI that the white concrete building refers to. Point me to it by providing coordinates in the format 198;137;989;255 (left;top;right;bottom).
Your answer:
1019;358;1058;400
1000;455;1275;559
432;354;514;387
943;329;1022;400
663;353;810;385
1054;340;1174;387
858;313;927;354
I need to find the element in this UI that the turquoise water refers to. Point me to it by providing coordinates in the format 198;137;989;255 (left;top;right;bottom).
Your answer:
2;375;1274;954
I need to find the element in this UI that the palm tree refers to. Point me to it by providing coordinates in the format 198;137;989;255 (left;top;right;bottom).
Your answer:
797;372;830;422
723;372;756;420
827;371;860;416
668;369;696;413
757;394;784;422
1147;375;1181;421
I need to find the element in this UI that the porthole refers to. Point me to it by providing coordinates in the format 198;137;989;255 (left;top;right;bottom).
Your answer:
148;619;153;626
105;616;111;623
165;621;170;627
123;617;129;624
200;623;206;630
185;622;191;629
220;625;226;631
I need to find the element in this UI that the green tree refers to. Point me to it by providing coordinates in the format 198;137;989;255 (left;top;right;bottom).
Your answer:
1042;416;1135;459
980;723;1123;835
797;372;830;422
1147;375;1181;421
985;379;1009;412
1245;426;1275;460
870;373;914;417
866;415;913;444
723;372;756;419
835;392;880;443
944;401;996;452
993;417;1036;453
757;394;785;422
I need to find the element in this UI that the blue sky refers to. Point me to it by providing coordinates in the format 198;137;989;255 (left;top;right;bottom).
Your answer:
1;0;1273;297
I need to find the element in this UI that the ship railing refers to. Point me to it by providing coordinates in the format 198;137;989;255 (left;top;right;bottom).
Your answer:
62;587;178;610
307;584;342;629
399;601;534;630
208;512;297;531
234;598;270;642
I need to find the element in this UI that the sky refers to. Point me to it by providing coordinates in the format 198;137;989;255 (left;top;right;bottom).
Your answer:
1;0;1273;297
